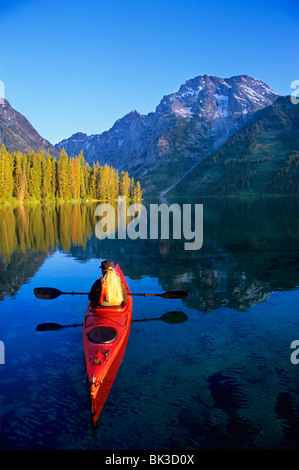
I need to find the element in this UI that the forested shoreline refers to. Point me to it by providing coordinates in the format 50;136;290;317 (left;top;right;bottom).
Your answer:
0;144;141;203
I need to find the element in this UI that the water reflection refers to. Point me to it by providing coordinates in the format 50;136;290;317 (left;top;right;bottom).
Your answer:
1;197;299;450
0;203;95;299
0;197;299;311
0;203;95;258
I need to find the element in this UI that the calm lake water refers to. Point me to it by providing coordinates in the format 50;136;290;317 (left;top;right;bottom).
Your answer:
0;196;299;450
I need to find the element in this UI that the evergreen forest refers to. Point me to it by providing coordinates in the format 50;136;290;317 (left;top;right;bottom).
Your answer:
0;144;141;203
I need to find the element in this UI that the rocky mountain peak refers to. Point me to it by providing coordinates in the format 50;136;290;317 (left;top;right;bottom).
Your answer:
156;74;279;120
54;73;280;193
111;109;143;131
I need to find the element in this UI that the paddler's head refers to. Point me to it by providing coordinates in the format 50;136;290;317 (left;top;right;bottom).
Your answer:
99;260;123;305
100;260;114;275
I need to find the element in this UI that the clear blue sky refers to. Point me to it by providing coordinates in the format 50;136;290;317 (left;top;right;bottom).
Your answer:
0;0;298;145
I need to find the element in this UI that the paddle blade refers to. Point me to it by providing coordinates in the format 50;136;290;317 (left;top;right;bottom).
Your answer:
36;322;83;331
160;290;188;299
161;311;188;324
34;287;62;300
36;322;64;331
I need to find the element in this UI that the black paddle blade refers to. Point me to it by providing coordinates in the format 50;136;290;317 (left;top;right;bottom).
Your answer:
34;287;62;300
36;322;83;331
36;322;64;331
161;311;188;324
160;290;188;299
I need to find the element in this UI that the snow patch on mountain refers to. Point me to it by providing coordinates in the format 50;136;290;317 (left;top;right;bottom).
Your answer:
214;94;229;117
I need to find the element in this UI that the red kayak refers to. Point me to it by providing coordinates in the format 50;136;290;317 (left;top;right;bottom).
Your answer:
83;264;133;425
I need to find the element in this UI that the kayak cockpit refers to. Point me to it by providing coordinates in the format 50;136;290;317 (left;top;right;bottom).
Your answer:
87;326;118;344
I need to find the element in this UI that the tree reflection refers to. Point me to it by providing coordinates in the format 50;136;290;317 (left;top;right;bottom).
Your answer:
0;197;298;311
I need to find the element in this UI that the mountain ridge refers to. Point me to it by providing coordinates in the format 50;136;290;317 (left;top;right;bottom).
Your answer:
167;95;299;197
55;74;279;193
0;99;59;156
1;73;289;197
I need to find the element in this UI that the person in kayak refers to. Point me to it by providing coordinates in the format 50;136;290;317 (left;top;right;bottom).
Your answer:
89;260;128;307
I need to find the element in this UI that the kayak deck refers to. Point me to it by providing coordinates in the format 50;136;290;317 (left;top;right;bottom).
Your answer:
83;264;132;424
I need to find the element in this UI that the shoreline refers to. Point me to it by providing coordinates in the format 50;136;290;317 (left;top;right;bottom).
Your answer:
0;196;142;207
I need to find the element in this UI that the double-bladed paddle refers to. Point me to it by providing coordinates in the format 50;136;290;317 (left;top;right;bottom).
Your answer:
36;311;188;331
34;287;188;300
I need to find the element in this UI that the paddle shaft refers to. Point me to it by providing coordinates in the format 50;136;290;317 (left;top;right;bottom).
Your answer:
60;291;89;295
56;292;172;296
54;292;180;297
132;316;166;322
34;287;188;300
36;311;188;331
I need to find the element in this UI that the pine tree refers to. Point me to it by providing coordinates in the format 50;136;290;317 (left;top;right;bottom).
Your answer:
120;170;131;197
17;158;27;202
0;144;13;200
24;154;30;199
28;150;42;200
135;181;142;200
84;162;92;198
90;162;98;199
108;166;118;200
69;156;81;199
78;151;86;199
97;163;110;200
52;158;57;197
114;168;119;199
57;148;71;200
42;151;53;200
129;176;135;199
13;151;23;198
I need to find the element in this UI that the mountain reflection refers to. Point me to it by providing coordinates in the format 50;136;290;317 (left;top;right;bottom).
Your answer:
0;197;298;311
